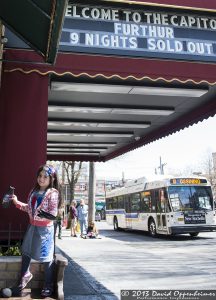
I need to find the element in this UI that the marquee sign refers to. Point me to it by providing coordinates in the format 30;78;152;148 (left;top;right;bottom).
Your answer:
59;1;216;63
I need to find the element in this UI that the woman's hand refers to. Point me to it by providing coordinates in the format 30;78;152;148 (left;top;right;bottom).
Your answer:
10;194;18;206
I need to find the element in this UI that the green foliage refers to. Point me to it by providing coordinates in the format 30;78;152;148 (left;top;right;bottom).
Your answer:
0;243;21;256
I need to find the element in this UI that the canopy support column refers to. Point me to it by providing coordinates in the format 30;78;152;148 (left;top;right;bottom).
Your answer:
88;161;96;223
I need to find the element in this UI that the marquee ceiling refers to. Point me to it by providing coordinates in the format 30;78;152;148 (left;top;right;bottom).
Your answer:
47;76;216;162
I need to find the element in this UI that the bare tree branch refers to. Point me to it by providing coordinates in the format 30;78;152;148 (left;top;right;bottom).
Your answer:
62;161;83;205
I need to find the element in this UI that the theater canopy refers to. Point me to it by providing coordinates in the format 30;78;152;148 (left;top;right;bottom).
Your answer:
46;0;216;162
3;0;216;162
0;0;67;64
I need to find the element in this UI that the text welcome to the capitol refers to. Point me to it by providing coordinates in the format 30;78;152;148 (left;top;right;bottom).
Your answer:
65;5;216;56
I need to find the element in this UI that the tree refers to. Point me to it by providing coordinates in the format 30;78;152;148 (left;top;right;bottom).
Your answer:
200;151;216;198
62;161;83;205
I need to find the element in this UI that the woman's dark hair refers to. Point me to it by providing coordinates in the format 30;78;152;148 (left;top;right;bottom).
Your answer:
33;164;63;208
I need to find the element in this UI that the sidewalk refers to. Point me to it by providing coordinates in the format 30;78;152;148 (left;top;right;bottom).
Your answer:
56;223;216;300
55;224;118;300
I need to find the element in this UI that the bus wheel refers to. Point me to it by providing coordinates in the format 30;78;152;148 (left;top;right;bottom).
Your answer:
114;217;119;231
190;232;199;237
148;219;157;237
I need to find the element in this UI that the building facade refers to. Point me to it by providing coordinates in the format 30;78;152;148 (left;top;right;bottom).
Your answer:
1;0;216;240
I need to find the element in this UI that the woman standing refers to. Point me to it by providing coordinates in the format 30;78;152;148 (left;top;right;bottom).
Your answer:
69;200;77;237
77;199;88;237
11;164;62;297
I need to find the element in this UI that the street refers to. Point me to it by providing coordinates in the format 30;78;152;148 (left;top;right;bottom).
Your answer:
56;221;216;299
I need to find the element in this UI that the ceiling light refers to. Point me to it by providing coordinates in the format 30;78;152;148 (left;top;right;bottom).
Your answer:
48;106;111;113
48;121;150;128
51;82;208;97
111;108;174;115
97;123;150;128
47;143;117;147
47;132;133;137
47;148;106;151
47;152;99;156
48;121;89;127
129;86;208;97
51;82;131;93
48;105;174;116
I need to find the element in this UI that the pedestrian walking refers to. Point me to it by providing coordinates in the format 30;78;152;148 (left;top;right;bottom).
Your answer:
56;207;64;239
77;199;88;237
11;164;62;297
69;200;78;237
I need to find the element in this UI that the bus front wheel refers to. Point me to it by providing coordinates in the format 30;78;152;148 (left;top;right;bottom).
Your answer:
114;217;119;231
148;219;157;237
190;232;199;237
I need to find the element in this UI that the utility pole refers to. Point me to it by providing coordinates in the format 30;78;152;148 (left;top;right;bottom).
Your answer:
158;156;167;175
122;171;125;186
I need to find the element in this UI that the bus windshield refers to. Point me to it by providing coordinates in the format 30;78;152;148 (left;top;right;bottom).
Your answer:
168;186;213;212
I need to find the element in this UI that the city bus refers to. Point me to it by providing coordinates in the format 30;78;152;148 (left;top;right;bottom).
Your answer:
105;175;216;237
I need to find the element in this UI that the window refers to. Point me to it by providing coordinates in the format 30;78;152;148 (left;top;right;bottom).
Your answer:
106;197;118;209
130;193;141;212
106;198;113;210
118;196;124;209
168;186;213;212
112;197;118;209
141;191;151;212
125;196;130;213
157;188;170;213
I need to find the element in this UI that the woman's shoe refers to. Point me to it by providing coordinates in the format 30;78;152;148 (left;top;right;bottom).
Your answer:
17;272;33;290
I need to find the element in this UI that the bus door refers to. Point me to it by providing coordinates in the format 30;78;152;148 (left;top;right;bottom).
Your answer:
156;188;168;233
125;195;132;228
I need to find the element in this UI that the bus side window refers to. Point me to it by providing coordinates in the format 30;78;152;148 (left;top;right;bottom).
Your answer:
125;195;130;213
150;190;156;213
131;193;141;212
155;189;161;212
118;196;124;209
112;197;118;209
106;198;113;210
141;191;151;212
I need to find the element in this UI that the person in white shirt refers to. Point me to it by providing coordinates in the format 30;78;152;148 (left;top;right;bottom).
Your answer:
77;199;88;237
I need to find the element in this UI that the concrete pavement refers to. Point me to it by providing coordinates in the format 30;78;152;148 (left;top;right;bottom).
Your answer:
56;222;118;300
56;221;216;300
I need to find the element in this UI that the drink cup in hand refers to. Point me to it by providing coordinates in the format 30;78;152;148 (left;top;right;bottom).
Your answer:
2;186;15;208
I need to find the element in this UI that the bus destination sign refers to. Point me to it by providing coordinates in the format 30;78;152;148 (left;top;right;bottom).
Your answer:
184;212;206;224
170;178;208;185
59;1;216;63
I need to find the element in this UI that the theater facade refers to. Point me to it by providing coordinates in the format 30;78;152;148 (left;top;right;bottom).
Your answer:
0;0;216;239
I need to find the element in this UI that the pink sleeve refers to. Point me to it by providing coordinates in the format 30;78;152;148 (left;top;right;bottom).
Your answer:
15;201;28;212
47;191;59;217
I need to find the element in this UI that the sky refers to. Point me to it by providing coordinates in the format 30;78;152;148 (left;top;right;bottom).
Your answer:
95;115;216;180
